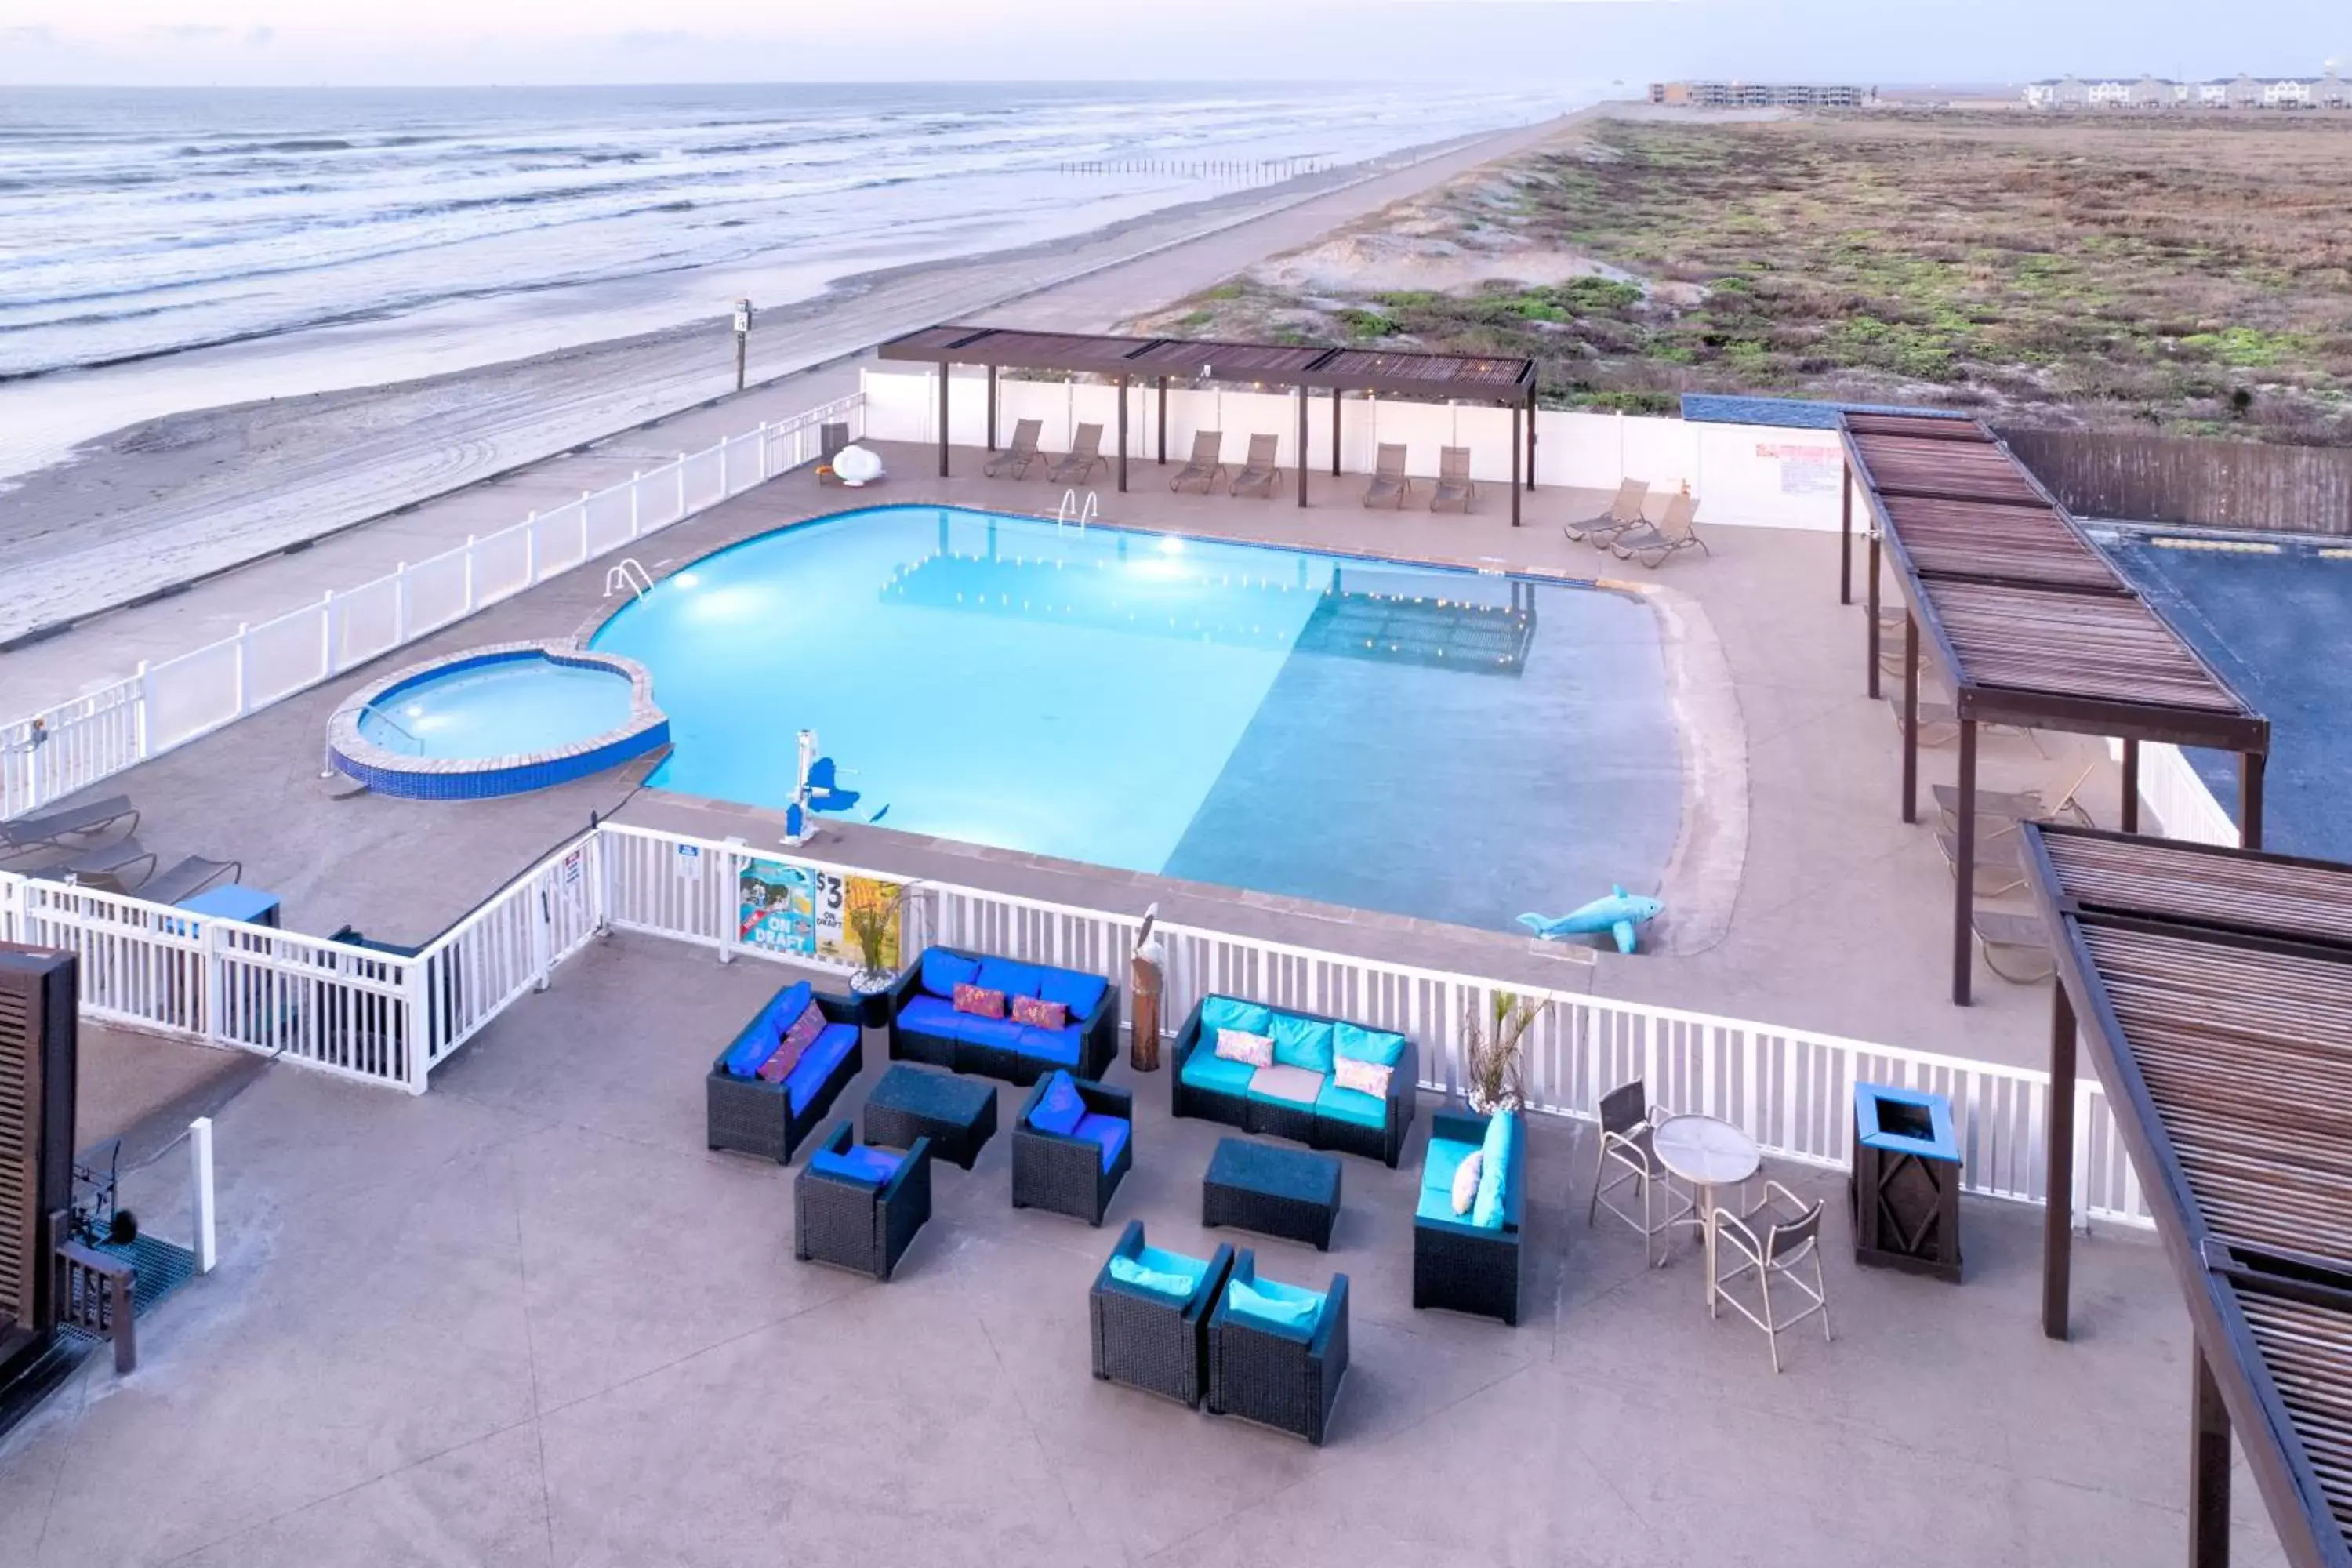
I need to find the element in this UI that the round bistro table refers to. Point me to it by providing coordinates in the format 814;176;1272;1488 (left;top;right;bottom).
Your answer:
1651;1114;1762;1310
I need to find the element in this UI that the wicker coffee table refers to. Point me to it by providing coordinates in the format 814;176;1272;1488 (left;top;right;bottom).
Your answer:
863;1063;999;1170
1203;1138;1341;1251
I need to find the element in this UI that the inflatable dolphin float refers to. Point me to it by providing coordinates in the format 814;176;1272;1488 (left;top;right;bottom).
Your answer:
1517;886;1664;955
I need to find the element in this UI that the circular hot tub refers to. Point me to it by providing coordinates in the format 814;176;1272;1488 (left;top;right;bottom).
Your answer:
327;641;668;800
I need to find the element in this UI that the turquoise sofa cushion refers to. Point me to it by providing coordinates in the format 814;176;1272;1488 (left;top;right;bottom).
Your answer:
1180;1047;1256;1098
1200;996;1272;1040
1229;1276;1323;1330
1314;1079;1388;1131
783;1023;858;1114
920;950;980;998
1473;1112;1515;1229
1421;1137;1480;1204
1073;1112;1129;1171
810;1143;901;1185
722;980;811;1076
1029;1070;1087;1135
975;957;1047;999
1417;1183;1470;1224
1333;1021;1407;1069
1109;1254;1195;1298
1270;1014;1336;1076
1036;968;1109;1018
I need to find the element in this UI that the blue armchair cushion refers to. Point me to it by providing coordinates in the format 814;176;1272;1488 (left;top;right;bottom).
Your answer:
722;980;811;1076
1270;1013;1337;1076
1314;1079;1388;1131
1179;1047;1256;1098
810;1143;902;1185
1472;1112;1515;1229
1029;1070;1087;1135
898;994;963;1037
1136;1245;1209;1291
1200;996;1272;1040
1228;1276;1323;1329
920;950;981;998
784;1023;858;1113
1036;968;1109;1018
1333;1021;1407;1069
1073;1112;1130;1171
975;957;1047;1000
1109;1254;1195;1298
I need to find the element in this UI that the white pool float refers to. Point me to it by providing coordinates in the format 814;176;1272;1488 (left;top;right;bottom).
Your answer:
833;444;884;486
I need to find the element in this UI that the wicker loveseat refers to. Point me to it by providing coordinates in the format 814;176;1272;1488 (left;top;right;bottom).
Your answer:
707;980;864;1163
886;946;1120;1086
1170;996;1417;1167
1412;1107;1525;1325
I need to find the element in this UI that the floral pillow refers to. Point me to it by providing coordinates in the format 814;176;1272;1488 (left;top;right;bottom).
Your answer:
1450;1150;1484;1217
757;1002;828;1083
952;982;1007;1019
1331;1054;1391;1100
1010;994;1068;1029
1213;1027;1275;1069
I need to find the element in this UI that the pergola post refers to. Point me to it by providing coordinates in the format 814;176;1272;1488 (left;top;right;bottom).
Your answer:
2121;738;2141;834
1296;387;1308;507
1840;462;1854;605
2241;751;2266;850
2042;980;2077;1341
986;365;998;452
1902;614;1920;824
1116;376;1129;493
1156;376;1167;465
1865;527;1883;700
937;367;951;478
1510;401;1523;527
1526;383;1537;492
1953;718;1977;1006
2192;1348;2233;1568
1330;387;1341;477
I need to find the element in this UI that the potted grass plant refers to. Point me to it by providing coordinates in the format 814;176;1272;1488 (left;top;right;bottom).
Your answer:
845;887;905;1028
1461;989;1544;1116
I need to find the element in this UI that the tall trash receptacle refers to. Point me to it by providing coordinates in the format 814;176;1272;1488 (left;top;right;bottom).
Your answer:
1851;1083;1963;1283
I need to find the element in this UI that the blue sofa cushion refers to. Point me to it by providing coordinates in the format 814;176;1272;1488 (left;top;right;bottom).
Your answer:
899;994;963;1039
1228;1276;1322;1330
1029;1070;1087;1135
1036;968;1108;1018
1109;1254;1194;1298
1270;1014;1337;1076
1073;1112;1129;1171
1180;1047;1256;1098
722;979;811;1076
920;950;981;998
1200;996;1272;1040
975;957;1047;999
784;1023;858;1114
1473;1112;1515;1229
1334;1021;1407;1069
1314;1079;1388;1131
810;1142;901;1185
1016;1025;1083;1066
956;1014;1029;1054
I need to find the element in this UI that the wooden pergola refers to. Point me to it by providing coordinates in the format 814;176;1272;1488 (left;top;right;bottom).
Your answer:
2024;822;2352;1568
876;325;1541;524
1839;412;2270;1004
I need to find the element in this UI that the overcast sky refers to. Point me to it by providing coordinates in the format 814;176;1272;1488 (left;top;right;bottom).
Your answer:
1;0;2343;87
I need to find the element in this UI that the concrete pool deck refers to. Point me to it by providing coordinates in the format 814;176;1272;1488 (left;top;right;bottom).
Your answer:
14;438;2124;1069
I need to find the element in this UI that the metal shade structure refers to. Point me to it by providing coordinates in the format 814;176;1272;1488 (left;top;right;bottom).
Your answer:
1839;412;2269;1004
2024;822;2352;1568
877;325;1541;523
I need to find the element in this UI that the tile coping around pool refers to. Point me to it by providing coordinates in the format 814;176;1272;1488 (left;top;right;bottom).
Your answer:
327;639;670;786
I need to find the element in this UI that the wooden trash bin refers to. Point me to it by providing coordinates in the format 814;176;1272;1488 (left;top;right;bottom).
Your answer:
1850;1083;1963;1283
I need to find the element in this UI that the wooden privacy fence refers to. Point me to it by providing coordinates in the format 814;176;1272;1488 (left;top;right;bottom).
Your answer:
1999;427;2352;534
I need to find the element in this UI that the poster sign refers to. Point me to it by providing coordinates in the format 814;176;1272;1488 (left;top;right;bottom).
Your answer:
1759;441;1842;495
675;843;702;879
738;858;904;972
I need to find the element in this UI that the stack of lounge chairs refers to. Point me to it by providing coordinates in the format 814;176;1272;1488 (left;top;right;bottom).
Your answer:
2;793;240;904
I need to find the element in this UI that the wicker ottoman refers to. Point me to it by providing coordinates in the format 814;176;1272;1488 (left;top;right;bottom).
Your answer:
1202;1138;1341;1251
862;1062;1000;1170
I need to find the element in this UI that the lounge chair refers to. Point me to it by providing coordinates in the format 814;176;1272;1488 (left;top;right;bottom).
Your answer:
34;838;158;894
0;794;140;866
1973;909;2055;984
1887;695;1959;749
44;849;239;905
1430;446;1476;514
1047;423;1106;486
1170;430;1225;494
1935;829;2026;898
984;419;1043;479
1565;480;1649;544
1933;761;2096;836
1610;493;1708;568
1362;444;1411;509
1229;434;1282;499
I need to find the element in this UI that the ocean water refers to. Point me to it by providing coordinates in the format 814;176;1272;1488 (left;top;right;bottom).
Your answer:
0;82;1560;381
589;505;1680;933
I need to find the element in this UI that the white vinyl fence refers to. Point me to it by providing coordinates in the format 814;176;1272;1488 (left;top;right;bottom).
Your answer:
0;394;866;822
0;819;2151;1230
2124;739;2241;847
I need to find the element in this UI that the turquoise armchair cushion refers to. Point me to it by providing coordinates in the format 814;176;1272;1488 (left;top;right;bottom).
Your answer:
1109;1254;1195;1298
1228;1276;1323;1329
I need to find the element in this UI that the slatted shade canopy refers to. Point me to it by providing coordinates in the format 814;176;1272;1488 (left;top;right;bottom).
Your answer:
1875;494;2125;593
1850;430;2051;507
877;324;1541;521
2025;824;2352;1568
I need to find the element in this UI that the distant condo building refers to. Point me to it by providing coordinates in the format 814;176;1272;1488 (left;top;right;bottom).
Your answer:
2024;71;2348;109
1648;82;1875;109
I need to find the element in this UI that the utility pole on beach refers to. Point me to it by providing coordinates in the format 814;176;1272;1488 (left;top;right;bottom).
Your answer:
733;299;753;390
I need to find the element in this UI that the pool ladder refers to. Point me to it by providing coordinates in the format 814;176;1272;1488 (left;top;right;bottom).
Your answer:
319;699;423;781
1054;490;1099;532
604;557;654;599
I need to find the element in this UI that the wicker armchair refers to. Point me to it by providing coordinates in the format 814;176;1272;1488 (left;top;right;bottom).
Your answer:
1011;1076;1133;1225
1207;1250;1350;1445
792;1122;934;1282
1089;1221;1235;1408
706;988;864;1165
1413;1109;1525;1325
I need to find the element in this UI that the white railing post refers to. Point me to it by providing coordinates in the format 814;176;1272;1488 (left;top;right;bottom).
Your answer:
133;661;152;760
407;952;435;1093
200;919;223;1043
580;492;592;558
463;535;477;613
394;563;409;642
233;624;251;716
319;589;336;676
758;421;771;481
677;454;688;515
630;474;642;538
524;511;539;584
531;877;553;992
188;1116;216;1274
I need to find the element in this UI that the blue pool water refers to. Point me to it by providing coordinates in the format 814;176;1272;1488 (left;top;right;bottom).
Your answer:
363;654;635;760
591;506;1680;931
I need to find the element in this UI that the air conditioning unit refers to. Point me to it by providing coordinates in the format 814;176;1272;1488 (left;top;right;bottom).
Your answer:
0;946;77;1375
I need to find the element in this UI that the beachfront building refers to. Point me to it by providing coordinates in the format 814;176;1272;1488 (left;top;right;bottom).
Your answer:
2129;75;2187;107
2023;76;2092;109
2084;78;2135;108
1649;80;1873;108
2027;72;2333;109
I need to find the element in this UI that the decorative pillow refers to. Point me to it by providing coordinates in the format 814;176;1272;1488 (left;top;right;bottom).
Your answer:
754;1033;803;1084
1200;996;1272;1040
953;982;1007;1019
783;1000;828;1053
1270;1014;1336;1076
1228;1279;1319;1327
920;949;981;998
1472;1111;1514;1229
1028;1069;1087;1136
1214;1027;1275;1069
1333;1021;1408;1069
1011;994;1068;1029
1109;1254;1196;1298
1331;1054;1392;1099
1450;1150;1484;1216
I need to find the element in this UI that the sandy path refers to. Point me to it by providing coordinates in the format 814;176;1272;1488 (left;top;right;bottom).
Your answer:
0;114;1590;652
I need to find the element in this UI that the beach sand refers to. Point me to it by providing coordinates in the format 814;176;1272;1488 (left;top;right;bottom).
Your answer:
0;112;1593;654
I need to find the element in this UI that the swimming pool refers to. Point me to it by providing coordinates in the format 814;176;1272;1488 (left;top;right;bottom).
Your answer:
591;506;1681;932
